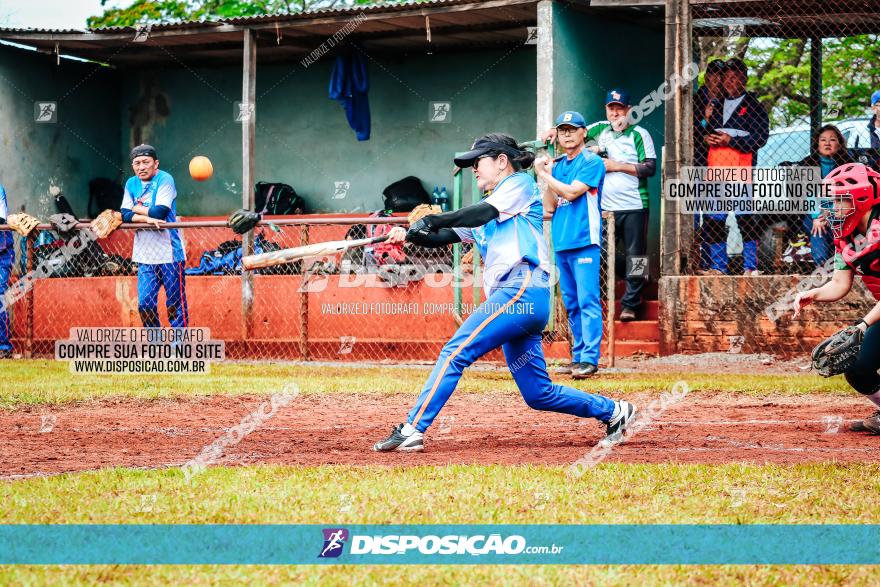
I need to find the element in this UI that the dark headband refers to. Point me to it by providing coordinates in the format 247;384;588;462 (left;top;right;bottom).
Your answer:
130;144;157;161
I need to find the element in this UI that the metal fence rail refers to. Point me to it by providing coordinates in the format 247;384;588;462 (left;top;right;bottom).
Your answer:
1;213;618;365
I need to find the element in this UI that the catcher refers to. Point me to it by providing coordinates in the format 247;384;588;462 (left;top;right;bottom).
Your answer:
794;163;880;434
121;144;189;328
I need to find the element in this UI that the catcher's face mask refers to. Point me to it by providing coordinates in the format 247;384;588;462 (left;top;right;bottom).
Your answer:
821;162;880;238
820;193;855;239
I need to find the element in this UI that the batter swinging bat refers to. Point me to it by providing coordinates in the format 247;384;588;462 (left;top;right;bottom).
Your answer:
241;235;390;270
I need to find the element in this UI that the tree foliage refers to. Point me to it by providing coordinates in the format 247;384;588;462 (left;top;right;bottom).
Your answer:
87;0;380;28
699;34;880;128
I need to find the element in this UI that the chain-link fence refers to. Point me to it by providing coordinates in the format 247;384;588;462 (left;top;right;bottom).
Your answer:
661;0;880;357
1;211;619;365
688;2;880;276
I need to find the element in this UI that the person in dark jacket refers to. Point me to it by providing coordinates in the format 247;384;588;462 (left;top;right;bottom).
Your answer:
702;57;770;275
694;59;727;168
694;59;727;272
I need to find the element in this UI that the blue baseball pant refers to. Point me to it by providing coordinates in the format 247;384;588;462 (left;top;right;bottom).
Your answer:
406;268;616;433
555;244;603;365
0;260;11;351
137;261;189;328
803;214;834;267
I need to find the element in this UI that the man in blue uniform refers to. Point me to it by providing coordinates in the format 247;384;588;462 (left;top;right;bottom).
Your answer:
121;144;189;328
0;184;14;358
536;111;606;378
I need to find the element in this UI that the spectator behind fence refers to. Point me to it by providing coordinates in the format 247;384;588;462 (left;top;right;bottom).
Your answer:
121;144;190;328
0;184;13;358
694;59;728;167
786;125;853;268
536;111;606;379
586;89;657;321
694;59;728;272
702;57;770;276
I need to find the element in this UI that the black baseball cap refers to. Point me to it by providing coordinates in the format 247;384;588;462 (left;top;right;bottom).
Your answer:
130;144;157;161
725;58;748;76
706;59;727;75
453;138;522;168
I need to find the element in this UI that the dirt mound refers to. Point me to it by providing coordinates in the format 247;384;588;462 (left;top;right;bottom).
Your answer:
2;392;877;478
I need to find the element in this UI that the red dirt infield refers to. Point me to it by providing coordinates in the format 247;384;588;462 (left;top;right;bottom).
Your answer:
2;391;878;478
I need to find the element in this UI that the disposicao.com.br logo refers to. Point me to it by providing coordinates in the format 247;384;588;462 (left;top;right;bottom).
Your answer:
318;528;564;558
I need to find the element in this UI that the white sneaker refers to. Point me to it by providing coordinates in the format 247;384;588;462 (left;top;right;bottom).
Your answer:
599;400;637;447
373;423;425;452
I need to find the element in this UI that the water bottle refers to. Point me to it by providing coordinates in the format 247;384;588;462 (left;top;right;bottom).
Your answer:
439;185;449;212
432;185;440;207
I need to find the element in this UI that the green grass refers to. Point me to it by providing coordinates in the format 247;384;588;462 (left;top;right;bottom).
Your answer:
3;464;880;585
3;564;879;586
4;464;879;524
0;360;853;409
2;363;873;584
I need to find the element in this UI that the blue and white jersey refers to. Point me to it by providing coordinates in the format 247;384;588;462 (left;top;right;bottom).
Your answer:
549;149;604;251
0;185;14;263
122;170;185;265
0;185;7;220
452;172;550;296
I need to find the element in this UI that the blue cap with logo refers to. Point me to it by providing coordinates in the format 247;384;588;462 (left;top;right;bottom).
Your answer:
606;89;631;106
554;111;587;128
871;90;880;105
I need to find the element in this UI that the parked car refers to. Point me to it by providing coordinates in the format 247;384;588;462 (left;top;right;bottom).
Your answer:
758;117;873;167
719;118;874;271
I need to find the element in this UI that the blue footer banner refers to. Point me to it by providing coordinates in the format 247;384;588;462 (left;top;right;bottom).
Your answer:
1;525;877;565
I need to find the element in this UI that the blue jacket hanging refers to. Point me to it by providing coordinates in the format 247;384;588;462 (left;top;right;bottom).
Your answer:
329;51;371;141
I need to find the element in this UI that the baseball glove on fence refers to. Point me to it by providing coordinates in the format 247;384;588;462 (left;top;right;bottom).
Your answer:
407;204;441;239
7;213;40;237
407;204;441;226
460;247;474;273
90;209;123;239
49;213;78;237
228;209;261;234
811;324;863;377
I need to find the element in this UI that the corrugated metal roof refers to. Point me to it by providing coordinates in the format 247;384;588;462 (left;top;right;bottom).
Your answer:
0;27;86;34
0;0;481;35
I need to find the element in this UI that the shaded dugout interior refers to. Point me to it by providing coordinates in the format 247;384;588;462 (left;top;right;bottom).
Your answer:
0;0;665;279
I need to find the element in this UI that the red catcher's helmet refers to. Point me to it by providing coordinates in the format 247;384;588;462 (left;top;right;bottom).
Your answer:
821;162;880;239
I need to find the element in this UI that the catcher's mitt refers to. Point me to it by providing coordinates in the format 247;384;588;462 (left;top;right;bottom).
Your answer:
7;213;40;237
49;213;78;237
811;324;864;377
228;209;261;234
90;209;123;239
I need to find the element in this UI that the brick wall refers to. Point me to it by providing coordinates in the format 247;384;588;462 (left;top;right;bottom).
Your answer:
659;276;877;356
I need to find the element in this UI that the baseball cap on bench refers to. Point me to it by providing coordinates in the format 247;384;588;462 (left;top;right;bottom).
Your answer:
605;89;631;107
